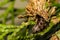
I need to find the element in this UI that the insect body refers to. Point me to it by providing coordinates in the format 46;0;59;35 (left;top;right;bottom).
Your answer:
18;0;56;33
26;0;49;21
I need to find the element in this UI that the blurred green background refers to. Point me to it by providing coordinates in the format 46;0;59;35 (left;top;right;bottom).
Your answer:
0;0;27;25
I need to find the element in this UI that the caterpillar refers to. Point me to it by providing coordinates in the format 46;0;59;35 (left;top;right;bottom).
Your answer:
18;0;56;33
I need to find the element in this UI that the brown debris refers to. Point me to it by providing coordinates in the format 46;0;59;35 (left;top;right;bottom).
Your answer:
50;34;59;40
51;16;60;24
